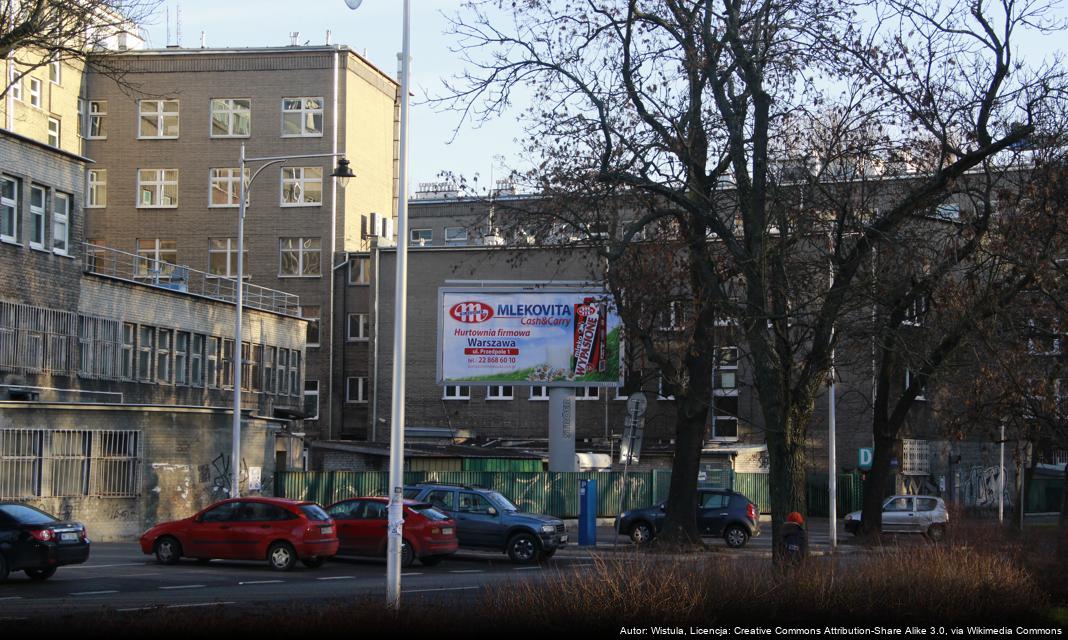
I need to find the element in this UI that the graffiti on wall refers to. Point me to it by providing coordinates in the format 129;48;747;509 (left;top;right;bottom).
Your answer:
901;475;940;497
208;455;260;496
959;466;1013;509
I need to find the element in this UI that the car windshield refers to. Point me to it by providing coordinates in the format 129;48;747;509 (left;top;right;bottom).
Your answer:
410;504;451;521
0;504;56;525
299;504;330;522
485;491;519;512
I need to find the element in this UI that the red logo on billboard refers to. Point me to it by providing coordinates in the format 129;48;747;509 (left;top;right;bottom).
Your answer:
450;301;494;323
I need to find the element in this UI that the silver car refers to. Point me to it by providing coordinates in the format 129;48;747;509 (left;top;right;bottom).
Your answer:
843;495;949;540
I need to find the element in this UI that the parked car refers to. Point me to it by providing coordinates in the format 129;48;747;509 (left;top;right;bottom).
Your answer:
844;495;948;539
403;483;567;564
0;503;90;582
325;497;458;567
615;489;761;548
139;497;338;571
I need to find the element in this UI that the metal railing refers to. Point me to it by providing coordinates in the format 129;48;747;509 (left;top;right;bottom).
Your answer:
83;244;301;317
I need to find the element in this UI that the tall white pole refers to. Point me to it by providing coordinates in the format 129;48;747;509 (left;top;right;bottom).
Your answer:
828;368;837;550
999;424;1006;524
231;143;247;499
385;0;412;609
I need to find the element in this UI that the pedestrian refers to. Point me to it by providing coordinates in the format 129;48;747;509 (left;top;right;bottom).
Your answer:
779;511;808;570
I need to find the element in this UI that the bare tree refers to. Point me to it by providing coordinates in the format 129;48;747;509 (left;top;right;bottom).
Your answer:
1;0;160;98
436;0;1066;552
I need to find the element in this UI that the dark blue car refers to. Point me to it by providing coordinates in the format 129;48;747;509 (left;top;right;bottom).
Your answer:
615;489;761;548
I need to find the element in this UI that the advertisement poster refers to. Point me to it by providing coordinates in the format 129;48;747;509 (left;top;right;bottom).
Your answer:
438;288;622;387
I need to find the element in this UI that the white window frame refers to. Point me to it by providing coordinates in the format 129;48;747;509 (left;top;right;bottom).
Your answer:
87;100;107;139
530;386;548;401
444;226;468;246
280;167;323;207
209;98;251;138
903;296;930;326
29;185;45;249
278;237;322;278
486;385;513;400
348;255;370;285
49;59;61;85
443;385;470;400
52;192;70;255
209;168;248;208
136;169;178;208
281;97;324;137
1028;319;1063;356
575;386;599;400
346;313;369;341
346;376;368;404
27;77;41;108
207;238;248;279
136;239;177;277
86;169;106;208
138;99;179;139
1;176;19;244
905;368;927;401
409;228;432;247
47;117;60;147
304;380;320;420
8;64;20;101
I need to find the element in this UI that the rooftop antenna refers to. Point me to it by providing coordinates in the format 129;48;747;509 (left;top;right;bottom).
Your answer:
326;30;332;45
165;5;170;46
200;31;206;48
176;2;182;47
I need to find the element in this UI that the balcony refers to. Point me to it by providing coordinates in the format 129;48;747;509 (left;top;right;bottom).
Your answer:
83;243;300;317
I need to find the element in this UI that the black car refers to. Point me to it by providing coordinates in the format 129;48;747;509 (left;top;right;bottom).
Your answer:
404;483;567;563
615;489;761;548
0;503;90;582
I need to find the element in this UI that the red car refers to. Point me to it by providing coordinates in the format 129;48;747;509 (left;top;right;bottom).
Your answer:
139;497;338;571
326;497;458;567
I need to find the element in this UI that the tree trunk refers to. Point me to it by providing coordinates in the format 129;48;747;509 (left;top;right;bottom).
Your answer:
860;426;896;536
658;404;707;546
767;409;808;559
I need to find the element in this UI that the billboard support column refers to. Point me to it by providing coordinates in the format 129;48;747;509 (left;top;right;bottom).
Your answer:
549;387;578;472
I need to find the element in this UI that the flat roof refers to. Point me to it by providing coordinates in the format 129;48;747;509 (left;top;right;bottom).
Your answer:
0;128;94;164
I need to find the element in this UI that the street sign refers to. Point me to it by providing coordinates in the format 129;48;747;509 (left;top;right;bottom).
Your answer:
859;447;873;470
620;392;647;464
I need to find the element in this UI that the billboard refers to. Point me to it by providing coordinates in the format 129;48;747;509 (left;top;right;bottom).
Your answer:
437;288;622;387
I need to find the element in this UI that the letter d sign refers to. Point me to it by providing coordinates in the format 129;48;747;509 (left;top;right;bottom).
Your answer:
859;447;873;470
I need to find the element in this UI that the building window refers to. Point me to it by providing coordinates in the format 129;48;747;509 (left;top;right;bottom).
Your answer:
27;77;41;108
221;338;234;388
263;346;276;395
530;386;548;401
137;169;178;208
486;385;513;400
576;386;599;400
409;228;432;247
281;97;324;137
156;328;172;384
49;59;61;84
302;306;321;347
903;296;930;326
26;185;44;249
346;377;368;404
209;168;248;208
656;301;686;331
240;342;251;391
708;396;739;440
174;331;189;385
445;227;468;246
138;99;179;138
0;176;16;244
47;118;60;147
206;336;220;388
86;169;106;208
121;323;135;379
8;64;20;101
348;255;370;285
77;98;85;137
52;192;70;255
0;429;144;499
190;333;204;387
347;313;368;341
303;380;320;419
136;239;177;278
279;237;321;277
251;344;263;392
137;325;154;381
276;349;288;395
290;351;302;397
715;347;739;392
443;385;470;400
208;238;248;278
87;100;107;139
280;167;323;206
210;98;251;137
902;439;931;475
905;368;927;400
1027;319;1063;356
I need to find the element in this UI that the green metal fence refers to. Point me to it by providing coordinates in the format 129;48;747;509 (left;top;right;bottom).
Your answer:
275;470;864;518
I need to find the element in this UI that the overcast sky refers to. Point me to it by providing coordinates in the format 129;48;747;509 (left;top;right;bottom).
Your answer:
141;1;1067;195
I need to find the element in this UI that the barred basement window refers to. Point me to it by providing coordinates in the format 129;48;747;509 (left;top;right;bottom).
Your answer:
91;431;142;497
0;429;42;499
51;430;90;497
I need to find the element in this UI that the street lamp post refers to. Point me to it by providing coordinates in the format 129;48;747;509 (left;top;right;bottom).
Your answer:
343;0;412;610
230;144;354;499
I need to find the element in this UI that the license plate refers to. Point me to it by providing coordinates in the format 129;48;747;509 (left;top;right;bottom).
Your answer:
60;532;78;542
442;527;454;535
320;526;333;535
559;535;568;543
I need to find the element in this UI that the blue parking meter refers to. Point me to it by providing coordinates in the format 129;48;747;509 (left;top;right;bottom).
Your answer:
579;478;597;546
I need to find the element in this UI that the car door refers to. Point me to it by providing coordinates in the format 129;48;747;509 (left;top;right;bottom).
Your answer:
356;501;389;556
230;502;294;560
914;498;939;531
423;489;463;542
696;491;730;535
186;502;239;558
456;491;500;548
327;500;365;555
881;497;915;533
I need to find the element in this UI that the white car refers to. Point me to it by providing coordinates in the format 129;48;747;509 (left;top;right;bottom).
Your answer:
843;495;949;540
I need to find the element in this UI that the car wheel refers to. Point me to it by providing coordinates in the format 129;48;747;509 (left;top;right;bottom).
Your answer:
0;554;9;583
926;524;946;542
301;556;326;569
154;536;182;565
267;541;297;571
724;525;750;548
401;540;415;567
419;555;444;567
507;532;539;564
25;567;57;581
630;521;654;545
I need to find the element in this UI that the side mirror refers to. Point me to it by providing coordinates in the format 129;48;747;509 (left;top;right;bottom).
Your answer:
487;507;498;517
659;503;666;511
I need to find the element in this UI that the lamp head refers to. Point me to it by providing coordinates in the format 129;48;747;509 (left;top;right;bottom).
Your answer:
331;157;356;188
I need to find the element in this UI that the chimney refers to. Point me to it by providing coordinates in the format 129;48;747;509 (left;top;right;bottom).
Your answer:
325;30;332;45
200;31;206;48
289;32;300;46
